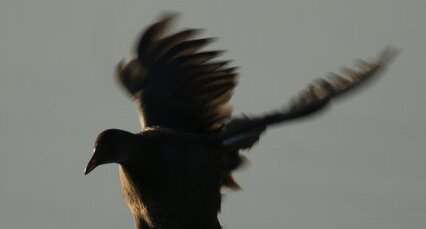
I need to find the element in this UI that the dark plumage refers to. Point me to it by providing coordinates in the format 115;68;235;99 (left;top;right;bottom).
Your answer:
85;13;397;229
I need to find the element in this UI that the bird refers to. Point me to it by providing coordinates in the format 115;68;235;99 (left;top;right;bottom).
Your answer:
84;13;397;229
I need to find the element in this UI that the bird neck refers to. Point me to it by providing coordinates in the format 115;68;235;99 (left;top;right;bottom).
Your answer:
135;217;156;229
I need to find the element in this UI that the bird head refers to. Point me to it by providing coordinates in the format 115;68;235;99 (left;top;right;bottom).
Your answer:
85;129;137;175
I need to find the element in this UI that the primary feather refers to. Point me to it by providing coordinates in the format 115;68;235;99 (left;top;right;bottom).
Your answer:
117;14;237;133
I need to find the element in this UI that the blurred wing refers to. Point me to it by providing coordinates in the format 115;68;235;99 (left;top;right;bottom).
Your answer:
117;14;237;132
221;47;398;149
273;47;398;122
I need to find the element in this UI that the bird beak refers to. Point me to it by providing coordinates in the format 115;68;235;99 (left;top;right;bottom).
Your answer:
84;155;98;175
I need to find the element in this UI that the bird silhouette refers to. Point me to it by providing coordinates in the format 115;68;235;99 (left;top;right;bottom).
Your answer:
85;13;397;229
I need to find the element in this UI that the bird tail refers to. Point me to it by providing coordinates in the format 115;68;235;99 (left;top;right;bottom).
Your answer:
219;149;247;190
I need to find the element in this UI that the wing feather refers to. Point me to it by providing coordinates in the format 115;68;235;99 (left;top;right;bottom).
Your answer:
221;47;398;149
117;14;238;132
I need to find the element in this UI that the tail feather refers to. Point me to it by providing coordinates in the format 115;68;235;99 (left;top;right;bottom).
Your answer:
219;149;247;190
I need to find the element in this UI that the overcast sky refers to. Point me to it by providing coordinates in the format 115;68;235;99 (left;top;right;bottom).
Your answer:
1;1;425;229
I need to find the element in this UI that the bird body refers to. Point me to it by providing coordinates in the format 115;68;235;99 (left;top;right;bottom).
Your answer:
119;131;222;229
85;13;397;229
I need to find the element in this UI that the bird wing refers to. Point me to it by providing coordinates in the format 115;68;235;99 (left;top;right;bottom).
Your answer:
117;14;237;133
221;47;398;149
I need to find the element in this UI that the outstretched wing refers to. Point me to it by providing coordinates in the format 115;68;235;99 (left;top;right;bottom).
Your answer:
117;14;237;133
221;47;398;149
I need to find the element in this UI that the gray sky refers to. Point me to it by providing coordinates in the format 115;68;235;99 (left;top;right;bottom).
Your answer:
1;1;425;229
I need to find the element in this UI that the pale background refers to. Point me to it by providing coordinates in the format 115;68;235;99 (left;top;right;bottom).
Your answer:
1;1;425;229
